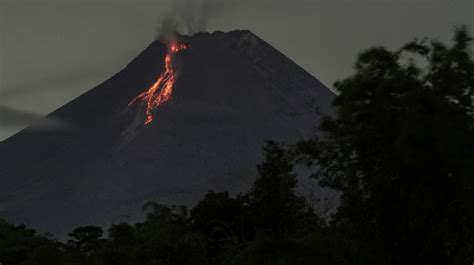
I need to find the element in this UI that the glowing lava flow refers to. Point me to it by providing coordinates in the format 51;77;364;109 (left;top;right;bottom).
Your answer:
129;42;188;125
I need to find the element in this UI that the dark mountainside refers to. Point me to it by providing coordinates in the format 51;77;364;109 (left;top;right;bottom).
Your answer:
0;30;334;236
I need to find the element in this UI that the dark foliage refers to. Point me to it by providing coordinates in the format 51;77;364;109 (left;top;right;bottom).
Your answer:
296;25;474;265
248;141;322;237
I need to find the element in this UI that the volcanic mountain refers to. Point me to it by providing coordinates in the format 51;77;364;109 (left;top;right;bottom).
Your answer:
0;30;334;236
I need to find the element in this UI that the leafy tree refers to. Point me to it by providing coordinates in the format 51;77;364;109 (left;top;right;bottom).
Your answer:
99;223;138;265
67;226;104;255
0;219;64;265
218;142;329;265
248;141;320;238
190;191;252;264
108;222;136;247
296;25;474;265
133;202;207;265
66;225;105;264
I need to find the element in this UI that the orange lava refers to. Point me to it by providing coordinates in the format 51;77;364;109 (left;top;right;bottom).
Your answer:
129;42;188;125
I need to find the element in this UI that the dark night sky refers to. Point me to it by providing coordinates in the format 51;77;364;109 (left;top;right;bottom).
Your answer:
0;0;472;140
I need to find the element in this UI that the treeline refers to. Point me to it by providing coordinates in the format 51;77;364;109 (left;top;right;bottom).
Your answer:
1;26;473;265
0;141;331;265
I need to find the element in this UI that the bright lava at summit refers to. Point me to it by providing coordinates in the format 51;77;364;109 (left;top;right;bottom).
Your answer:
129;42;188;125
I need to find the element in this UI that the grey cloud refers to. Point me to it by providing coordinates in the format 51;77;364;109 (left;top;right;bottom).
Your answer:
0;106;69;131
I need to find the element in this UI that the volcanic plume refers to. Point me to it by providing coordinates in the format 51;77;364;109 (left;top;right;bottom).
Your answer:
129;42;188;125
0;30;334;236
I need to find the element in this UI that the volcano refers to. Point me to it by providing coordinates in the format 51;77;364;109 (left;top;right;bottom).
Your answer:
0;30;334;236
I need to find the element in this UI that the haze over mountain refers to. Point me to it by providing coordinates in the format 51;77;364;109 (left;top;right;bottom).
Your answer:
0;30;334;236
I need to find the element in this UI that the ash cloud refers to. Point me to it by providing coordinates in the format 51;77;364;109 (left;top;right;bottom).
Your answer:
156;0;218;38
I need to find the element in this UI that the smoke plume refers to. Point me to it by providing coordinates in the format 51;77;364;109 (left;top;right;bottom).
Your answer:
156;0;216;38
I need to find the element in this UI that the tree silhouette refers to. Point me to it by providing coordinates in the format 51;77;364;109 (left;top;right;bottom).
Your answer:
296;25;474;265
249;141;318;237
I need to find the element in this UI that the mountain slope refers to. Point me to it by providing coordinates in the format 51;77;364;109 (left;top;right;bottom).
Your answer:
0;30;334;236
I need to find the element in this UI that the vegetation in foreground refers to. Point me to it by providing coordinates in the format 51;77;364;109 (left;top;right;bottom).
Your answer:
1;26;473;265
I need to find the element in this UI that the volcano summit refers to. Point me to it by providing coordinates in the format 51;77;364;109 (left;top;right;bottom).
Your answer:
0;30;334;236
